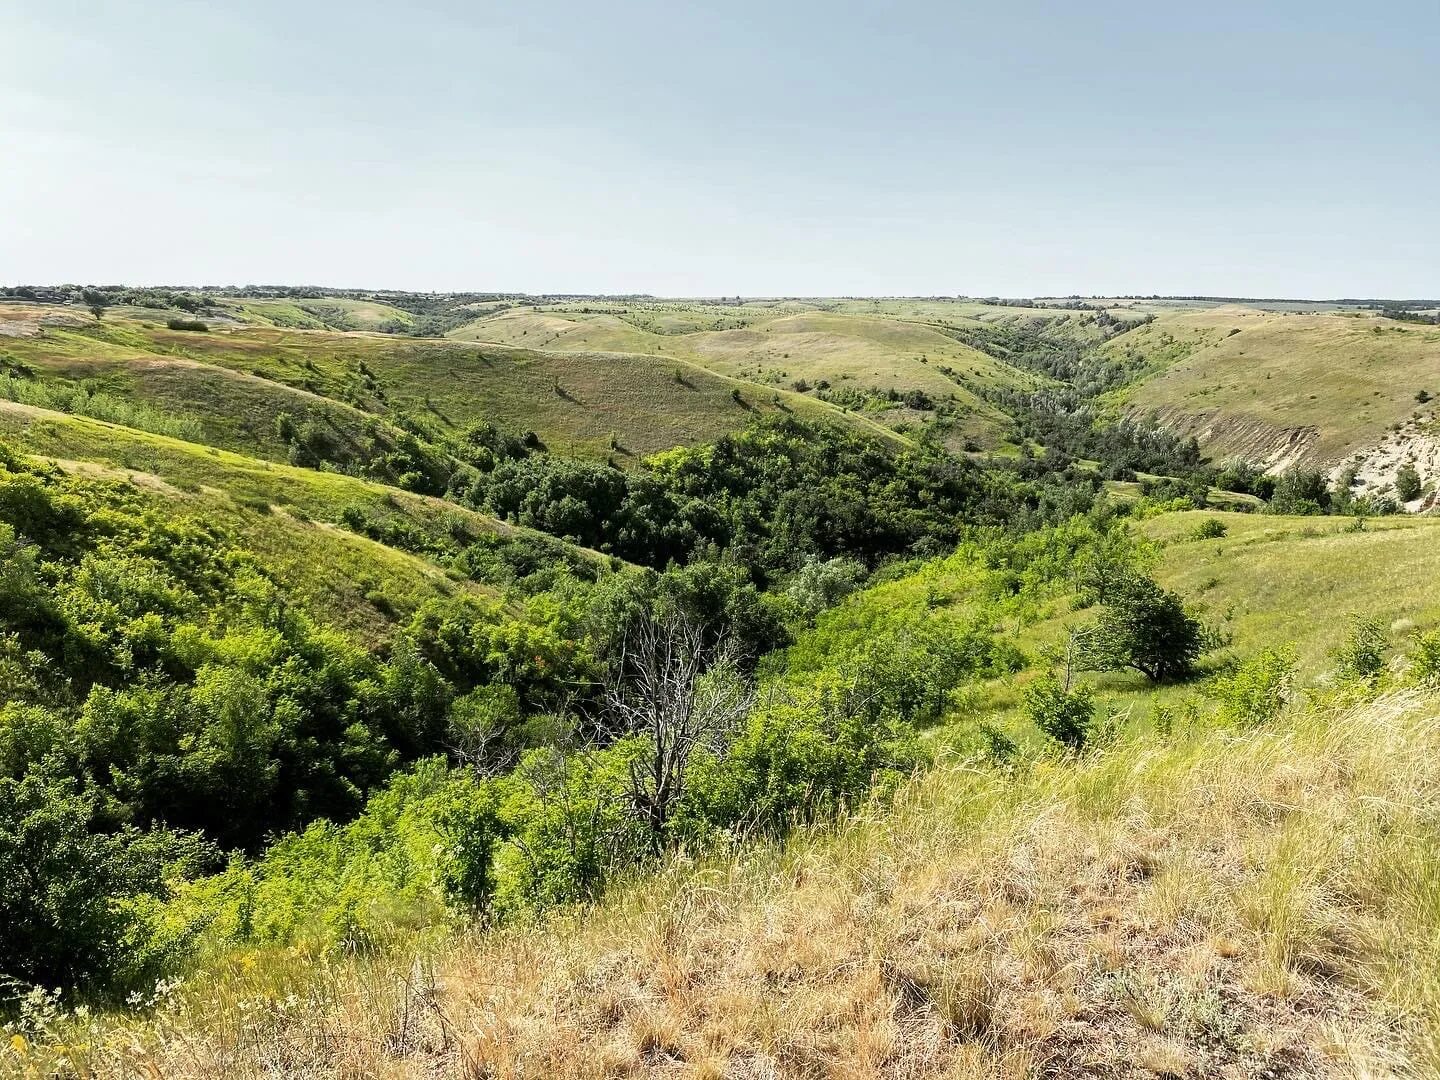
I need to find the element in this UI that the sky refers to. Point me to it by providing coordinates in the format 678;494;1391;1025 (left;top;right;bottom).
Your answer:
2;1;1436;297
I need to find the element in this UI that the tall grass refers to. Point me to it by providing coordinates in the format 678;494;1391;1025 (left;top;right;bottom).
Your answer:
12;688;1439;1078
0;373;205;443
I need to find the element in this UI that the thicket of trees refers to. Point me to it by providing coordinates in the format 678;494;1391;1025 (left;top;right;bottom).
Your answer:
0;420;1121;1003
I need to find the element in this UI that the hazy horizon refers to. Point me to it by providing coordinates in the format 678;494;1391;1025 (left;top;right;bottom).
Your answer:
5;0;1436;297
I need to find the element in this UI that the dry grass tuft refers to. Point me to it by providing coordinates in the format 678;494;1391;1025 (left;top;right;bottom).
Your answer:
18;692;1440;1078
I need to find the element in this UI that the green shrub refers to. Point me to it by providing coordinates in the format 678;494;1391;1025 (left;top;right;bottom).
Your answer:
1191;518;1228;540
785;556;867;620
0;373;204;442
0;764;208;1001
1267;467;1330;515
1208;646;1295;727
490;745;646;915
1409;631;1440;685
678;695;923;840
1332;616;1388;684
1395;463;1422;503
165;318;209;332
176;760;498;951
1023;673;1095;751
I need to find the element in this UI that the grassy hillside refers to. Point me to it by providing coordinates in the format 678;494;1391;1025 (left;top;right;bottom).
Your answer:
449;300;1055;449
0;309;874;461
21;686;1437;1077
780;508;1440;751
0;399;615;641
215;296;417;332
1107;307;1440;472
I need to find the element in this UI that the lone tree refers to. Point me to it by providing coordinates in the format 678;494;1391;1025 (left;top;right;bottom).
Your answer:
1078;571;1208;682
1396;463;1422;503
81;288;109;321
605;610;753;851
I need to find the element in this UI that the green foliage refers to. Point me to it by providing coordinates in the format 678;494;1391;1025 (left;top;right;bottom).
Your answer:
1395;463;1422;503
1332;616;1389;685
1023;673;1095;751
1408;630;1440;686
490;745;648;914
0;445;580;857
473;415;1096;578
785;556;867;621
1267;468;1331;516
1078;572;1210;682
0;373;205;442
177;759;499;950
678;694;923;840
1190;517;1228;541
1207;646;1296;727
0;763;208;1001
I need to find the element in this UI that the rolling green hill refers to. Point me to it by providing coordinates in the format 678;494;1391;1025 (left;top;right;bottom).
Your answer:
448;299;1061;449
0;308;878;463
1106;307;1440;478
0;398;616;641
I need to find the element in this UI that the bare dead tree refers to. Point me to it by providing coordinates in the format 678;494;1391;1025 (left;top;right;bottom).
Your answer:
606;609;754;851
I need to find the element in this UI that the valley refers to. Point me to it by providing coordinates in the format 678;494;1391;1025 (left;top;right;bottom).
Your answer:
3;285;1439;1078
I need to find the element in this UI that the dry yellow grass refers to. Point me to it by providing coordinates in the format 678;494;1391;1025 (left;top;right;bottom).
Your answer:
17;688;1439;1079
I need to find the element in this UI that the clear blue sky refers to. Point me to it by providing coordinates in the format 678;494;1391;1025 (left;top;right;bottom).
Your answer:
3;1;1436;297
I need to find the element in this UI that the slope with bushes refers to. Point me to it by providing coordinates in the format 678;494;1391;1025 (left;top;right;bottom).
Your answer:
13;675;1438;1076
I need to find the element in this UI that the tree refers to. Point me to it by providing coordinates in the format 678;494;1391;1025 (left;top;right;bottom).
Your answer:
605;611;752;850
1268;467;1330;515
0;764;206;999
1078;572;1207;682
1395;463;1422;503
81;289;109;321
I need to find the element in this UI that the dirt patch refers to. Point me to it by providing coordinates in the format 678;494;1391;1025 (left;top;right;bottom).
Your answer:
1148;406;1321;472
0;302;89;337
1330;413;1440;512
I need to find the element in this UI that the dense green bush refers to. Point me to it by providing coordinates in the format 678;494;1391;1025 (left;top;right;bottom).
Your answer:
678;695;923;840
1408;630;1440;685
1395;463;1422;502
1023;673;1095;751
1208;646;1295;726
1332;616;1388;684
0;764;208;1001
1191;517;1228;540
175;759;499;950
1267;468;1330;515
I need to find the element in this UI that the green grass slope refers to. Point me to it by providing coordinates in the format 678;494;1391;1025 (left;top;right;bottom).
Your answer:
2;308;887;461
450;300;1052;449
775;507;1440;752
1106;307;1440;469
0;400;615;641
36;680;1439;1076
